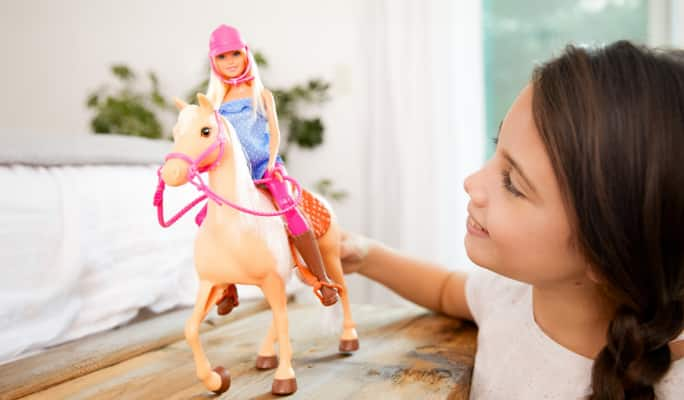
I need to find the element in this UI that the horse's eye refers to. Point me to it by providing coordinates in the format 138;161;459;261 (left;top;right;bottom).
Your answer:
200;127;211;137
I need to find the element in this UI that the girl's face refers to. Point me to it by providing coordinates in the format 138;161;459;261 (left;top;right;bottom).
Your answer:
214;50;247;78
464;85;588;288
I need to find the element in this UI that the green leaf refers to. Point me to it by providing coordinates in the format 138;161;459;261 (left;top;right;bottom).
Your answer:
185;78;209;104
148;71;159;87
253;50;268;67
288;117;324;148
151;92;166;108
86;93;99;108
306;79;331;102
111;64;135;81
313;178;348;202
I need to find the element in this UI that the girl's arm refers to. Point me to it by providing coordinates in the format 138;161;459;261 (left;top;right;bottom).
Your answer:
261;89;280;173
341;233;473;320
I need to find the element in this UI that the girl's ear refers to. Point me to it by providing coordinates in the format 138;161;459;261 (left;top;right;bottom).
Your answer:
173;96;188;111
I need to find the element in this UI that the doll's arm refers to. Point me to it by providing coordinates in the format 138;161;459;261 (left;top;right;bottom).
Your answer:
341;234;473;320
262;89;280;173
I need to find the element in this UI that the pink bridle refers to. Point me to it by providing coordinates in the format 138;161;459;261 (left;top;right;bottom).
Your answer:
154;110;301;228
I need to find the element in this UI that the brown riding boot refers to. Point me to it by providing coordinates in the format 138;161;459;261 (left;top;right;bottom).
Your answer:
292;230;339;306
216;284;239;316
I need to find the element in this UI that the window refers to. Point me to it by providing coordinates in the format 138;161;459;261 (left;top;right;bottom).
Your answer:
482;0;653;156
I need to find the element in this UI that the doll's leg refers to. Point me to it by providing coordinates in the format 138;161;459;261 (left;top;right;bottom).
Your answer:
266;166;339;306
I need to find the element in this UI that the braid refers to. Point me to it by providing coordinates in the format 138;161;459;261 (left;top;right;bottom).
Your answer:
590;302;682;400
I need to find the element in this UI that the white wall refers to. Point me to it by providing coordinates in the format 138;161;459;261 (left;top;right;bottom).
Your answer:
0;0;368;235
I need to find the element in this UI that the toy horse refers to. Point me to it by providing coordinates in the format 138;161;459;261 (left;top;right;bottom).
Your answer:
156;93;359;396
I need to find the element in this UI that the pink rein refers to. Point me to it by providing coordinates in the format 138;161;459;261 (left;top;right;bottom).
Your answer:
153;110;301;228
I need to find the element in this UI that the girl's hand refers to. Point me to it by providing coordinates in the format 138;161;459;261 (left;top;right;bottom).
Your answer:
340;231;374;274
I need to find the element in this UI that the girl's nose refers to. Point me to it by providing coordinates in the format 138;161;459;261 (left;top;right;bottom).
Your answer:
464;171;487;207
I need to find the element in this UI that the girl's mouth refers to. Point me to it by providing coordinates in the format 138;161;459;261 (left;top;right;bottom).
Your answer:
467;215;489;237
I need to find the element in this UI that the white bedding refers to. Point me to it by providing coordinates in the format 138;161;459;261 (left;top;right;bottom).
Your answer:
0;134;302;365
0;133;171;166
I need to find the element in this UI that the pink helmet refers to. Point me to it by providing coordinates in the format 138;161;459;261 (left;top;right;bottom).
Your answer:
209;25;247;57
208;24;254;86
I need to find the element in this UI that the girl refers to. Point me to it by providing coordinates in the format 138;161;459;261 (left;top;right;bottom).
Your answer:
341;41;684;399
204;24;339;309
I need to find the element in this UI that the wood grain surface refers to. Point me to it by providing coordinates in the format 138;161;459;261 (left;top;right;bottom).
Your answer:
10;303;476;400
0;300;269;400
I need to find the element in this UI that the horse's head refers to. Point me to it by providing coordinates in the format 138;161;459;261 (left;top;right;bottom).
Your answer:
161;93;227;187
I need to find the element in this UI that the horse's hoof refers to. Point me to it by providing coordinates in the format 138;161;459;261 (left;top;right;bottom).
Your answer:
212;366;231;394
256;355;278;370
272;377;297;396
339;339;359;353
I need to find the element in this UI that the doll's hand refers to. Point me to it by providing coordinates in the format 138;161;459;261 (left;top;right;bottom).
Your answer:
340;231;373;274
265;165;281;181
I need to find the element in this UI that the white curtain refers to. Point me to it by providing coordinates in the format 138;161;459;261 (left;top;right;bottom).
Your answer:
359;0;485;303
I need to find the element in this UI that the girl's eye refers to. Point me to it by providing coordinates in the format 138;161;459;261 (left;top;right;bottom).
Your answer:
232;51;241;57
217;54;225;60
200;127;211;137
502;169;524;198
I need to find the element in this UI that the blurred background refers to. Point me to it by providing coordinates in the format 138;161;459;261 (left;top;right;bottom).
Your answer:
0;0;680;361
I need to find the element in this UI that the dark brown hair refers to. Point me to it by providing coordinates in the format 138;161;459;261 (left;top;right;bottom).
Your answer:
531;41;684;399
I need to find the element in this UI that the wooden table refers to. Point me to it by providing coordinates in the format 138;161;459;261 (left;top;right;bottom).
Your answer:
2;302;477;400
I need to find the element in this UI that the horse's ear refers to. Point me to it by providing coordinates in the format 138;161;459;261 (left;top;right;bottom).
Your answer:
173;97;188;111
197;93;214;111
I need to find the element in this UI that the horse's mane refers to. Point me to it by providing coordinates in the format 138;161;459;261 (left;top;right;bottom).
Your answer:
219;115;262;229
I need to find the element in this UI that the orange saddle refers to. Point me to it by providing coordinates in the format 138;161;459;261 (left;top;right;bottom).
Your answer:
297;189;331;239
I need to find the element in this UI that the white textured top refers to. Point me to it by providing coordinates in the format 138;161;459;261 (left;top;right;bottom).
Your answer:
465;268;684;399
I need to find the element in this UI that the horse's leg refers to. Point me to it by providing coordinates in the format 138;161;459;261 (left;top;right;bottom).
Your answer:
255;318;279;370
202;283;227;320
320;233;360;352
185;280;231;394
260;272;297;395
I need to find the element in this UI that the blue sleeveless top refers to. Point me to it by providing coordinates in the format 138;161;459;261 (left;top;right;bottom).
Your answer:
218;98;283;180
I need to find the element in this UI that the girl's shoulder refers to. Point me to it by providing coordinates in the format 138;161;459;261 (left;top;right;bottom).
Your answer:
657;358;684;399
465;268;528;325
466;269;595;399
